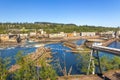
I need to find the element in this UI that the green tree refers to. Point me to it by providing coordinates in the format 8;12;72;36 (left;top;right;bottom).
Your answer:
40;59;57;80
77;53;90;74
13;52;38;80
12;51;57;80
0;57;10;80
112;56;120;69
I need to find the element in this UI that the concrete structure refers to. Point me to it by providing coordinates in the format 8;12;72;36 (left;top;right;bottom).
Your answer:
80;32;96;36
76;33;80;37
100;31;115;38
115;30;120;38
0;34;9;41
0;34;17;42
92;45;120;56
73;31;77;37
29;32;36;37
49;32;66;38
20;34;28;37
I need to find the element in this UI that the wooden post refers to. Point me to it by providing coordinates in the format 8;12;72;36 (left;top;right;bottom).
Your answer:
92;55;95;74
87;49;95;75
87;50;92;75
96;50;102;74
92;50;95;75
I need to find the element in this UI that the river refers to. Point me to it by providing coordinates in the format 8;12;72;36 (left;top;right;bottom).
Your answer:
99;41;120;58
45;43;79;75
0;40;120;75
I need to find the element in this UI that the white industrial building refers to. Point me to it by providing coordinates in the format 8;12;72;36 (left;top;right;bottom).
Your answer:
80;32;96;36
49;32;66;38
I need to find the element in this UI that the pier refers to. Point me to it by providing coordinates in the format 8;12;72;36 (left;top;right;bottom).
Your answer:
92;45;120;56
85;38;117;48
87;44;120;79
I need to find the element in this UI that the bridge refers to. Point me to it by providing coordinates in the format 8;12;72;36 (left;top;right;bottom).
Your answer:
87;45;120;75
92;45;120;56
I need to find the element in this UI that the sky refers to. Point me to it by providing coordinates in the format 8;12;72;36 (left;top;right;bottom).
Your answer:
0;0;120;27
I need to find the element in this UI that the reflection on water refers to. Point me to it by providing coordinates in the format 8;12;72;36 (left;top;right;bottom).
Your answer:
109;41;120;49
0;46;36;65
0;40;119;75
45;43;80;75
73;39;86;45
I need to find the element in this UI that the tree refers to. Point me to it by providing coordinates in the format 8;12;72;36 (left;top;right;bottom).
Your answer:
40;59;57;80
12;51;57;80
76;53;90;74
112;56;120;69
0;57;10;80
13;52;39;80
77;53;120;74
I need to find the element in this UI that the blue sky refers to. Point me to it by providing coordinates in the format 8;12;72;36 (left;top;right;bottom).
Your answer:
0;0;120;27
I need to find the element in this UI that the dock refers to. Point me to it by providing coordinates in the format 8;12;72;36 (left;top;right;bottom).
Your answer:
85;38;117;48
92;45;120;56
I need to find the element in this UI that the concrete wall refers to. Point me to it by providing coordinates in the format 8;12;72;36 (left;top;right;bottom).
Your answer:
100;31;115;38
80;32;96;36
49;33;66;38
29;32;36;37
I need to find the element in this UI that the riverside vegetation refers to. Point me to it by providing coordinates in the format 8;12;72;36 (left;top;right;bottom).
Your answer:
0;51;57;80
1;52;120;80
77;53;120;74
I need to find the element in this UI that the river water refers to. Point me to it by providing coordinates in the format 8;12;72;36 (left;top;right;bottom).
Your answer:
0;46;37;65
0;40;120;75
45;43;79;75
99;41;120;58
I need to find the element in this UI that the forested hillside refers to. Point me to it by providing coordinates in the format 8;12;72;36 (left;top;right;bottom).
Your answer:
0;22;117;33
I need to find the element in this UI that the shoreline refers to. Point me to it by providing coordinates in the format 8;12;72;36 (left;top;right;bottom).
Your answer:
0;36;118;49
